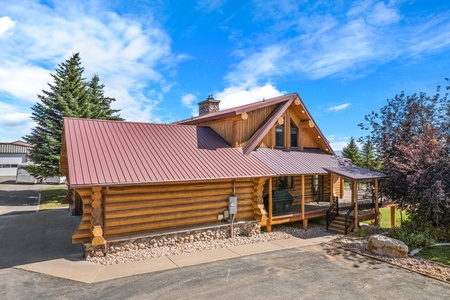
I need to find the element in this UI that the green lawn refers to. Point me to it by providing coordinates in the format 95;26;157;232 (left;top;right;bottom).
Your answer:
415;245;450;266
39;187;69;210
364;207;407;228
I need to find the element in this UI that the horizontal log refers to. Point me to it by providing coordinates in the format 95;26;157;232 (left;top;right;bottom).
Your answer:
106;211;254;237
106;215;220;236
107;180;253;195
106;186;254;202
105;195;254;212
106;208;229;227
105;198;253;215
300;120;315;128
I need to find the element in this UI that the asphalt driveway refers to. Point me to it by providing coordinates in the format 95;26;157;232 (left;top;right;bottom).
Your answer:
0;176;83;268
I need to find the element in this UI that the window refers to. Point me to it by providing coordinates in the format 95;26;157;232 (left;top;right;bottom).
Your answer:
278;176;294;189
312;175;325;201
290;120;298;148
275;124;284;147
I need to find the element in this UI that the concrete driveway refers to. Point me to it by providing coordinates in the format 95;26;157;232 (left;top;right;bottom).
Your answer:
0;176;83;269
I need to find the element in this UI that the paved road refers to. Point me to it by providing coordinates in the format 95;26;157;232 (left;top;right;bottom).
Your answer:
1;245;450;299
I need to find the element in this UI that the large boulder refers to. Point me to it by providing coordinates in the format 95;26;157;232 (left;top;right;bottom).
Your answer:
367;235;409;258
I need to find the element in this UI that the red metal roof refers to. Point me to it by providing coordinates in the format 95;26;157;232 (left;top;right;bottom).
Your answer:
63;118;276;188
251;148;385;179
176;93;299;125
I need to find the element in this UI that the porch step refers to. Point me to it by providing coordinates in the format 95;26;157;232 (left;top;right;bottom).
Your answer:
328;215;354;234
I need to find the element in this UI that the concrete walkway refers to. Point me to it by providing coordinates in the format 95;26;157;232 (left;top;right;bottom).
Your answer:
15;234;335;284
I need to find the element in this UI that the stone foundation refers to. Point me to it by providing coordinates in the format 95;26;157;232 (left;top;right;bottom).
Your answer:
84;221;260;258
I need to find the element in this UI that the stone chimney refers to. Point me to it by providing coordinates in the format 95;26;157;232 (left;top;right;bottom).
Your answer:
198;94;220;116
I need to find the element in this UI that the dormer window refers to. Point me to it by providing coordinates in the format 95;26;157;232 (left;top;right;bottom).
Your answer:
275;124;284;147
290;120;298;148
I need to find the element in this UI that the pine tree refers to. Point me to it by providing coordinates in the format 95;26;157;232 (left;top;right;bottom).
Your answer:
359;140;379;171
24;53;123;178
341;137;361;166
87;74;122;120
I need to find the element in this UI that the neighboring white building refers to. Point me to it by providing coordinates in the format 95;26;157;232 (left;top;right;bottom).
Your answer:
0;141;33;176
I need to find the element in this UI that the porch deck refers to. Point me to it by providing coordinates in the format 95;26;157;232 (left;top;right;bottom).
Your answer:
265;197;381;227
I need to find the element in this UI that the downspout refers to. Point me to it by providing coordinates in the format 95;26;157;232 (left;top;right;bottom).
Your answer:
231;180;236;238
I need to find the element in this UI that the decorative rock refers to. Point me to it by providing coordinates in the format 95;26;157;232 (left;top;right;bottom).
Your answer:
367;234;409;258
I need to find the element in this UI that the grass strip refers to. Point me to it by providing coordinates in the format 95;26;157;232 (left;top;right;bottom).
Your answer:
39;187;69;210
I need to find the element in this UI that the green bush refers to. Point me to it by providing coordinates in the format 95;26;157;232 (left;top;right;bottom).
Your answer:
388;214;444;249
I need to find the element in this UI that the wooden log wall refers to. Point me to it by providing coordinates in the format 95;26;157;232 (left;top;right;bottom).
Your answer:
71;179;258;243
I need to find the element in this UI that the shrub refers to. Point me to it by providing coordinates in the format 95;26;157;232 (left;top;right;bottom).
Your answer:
388;213;443;249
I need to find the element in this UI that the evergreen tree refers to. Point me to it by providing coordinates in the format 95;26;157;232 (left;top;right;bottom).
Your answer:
341;137;361;166
24;53;123;178
87;74;122;120
359;140;380;171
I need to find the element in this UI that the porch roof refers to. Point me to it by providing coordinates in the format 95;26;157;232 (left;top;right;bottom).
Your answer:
324;162;386;180
251;148;386;180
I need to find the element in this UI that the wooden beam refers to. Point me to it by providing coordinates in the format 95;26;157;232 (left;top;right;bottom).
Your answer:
294;98;301;105
232;121;239;148
340;177;344;199
353;180;358;230
374;179;379;225
301;175;305;221
277;116;284;125
300;120;314;128
329;174;333;204
240;112;248;120
267;177;273;232
285;110;291;151
391;206;396;228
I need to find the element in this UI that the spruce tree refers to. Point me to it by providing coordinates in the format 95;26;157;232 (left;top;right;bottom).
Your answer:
359;140;379;171
24;53;122;178
87;74;122;120
341;137;361;166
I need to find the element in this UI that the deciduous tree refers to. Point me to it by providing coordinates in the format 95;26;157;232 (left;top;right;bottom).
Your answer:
359;79;450;226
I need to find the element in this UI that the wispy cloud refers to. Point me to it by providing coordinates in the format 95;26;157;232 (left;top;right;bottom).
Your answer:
181;93;198;117
328;103;351;111
0;0;181;131
225;1;450;84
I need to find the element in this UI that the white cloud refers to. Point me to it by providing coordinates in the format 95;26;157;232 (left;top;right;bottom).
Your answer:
215;83;286;110
0;0;180;123
327;135;351;152
181;93;198;117
226;1;450;84
0;16;16;37
0;101;35;141
328;103;351;111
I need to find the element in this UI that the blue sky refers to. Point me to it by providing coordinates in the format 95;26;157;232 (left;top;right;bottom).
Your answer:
1;0;450;150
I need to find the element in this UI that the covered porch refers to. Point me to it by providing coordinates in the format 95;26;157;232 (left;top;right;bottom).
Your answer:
259;160;385;234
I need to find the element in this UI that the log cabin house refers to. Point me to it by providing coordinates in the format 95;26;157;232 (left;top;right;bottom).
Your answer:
60;93;385;250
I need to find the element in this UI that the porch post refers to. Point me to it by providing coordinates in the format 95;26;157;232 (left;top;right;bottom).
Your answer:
267;177;273;232
352;180;358;230
391;206;396;228
301;175;307;229
374;179;379;225
329;173;333;204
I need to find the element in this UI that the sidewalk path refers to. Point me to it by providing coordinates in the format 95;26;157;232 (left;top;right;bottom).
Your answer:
15;234;335;283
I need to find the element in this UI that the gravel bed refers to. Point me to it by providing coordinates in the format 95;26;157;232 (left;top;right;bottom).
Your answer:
86;224;326;266
330;236;450;283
